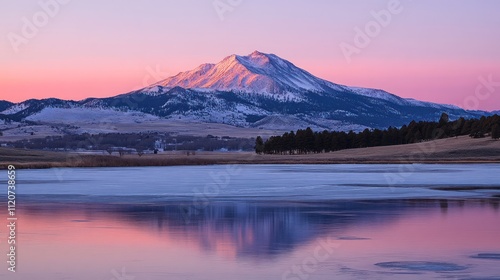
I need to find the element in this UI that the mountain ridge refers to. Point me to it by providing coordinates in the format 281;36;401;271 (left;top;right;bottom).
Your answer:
0;51;496;134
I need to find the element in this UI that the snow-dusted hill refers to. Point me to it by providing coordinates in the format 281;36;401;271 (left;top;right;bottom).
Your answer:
0;51;495;134
1;103;29;115
0;101;14;112
26;107;159;123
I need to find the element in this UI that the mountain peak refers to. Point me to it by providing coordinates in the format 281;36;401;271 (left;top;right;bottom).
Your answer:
153;51;344;94
247;50;270;60
238;51;271;69
250;50;265;56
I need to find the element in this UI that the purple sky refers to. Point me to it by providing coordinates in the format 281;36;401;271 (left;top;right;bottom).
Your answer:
1;0;500;110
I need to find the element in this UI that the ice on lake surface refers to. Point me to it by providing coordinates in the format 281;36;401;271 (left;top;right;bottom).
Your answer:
1;164;500;279
470;253;500;260
375;261;468;271
13;164;500;200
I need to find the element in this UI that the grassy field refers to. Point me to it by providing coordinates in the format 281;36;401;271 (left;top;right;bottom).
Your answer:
1;136;499;169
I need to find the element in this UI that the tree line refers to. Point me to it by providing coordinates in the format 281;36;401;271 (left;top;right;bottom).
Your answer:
255;113;500;155
8;132;255;152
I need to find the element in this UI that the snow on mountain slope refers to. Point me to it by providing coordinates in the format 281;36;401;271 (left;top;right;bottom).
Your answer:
1;103;29;115
250;115;322;131
26;107;159;124
404;98;460;109
140;85;167;96
347;87;462;110
347;87;407;105
154;51;346;95
0;101;14;112
248;115;368;132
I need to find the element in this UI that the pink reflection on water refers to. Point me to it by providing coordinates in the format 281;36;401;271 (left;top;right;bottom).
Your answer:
1;200;499;279
338;205;500;255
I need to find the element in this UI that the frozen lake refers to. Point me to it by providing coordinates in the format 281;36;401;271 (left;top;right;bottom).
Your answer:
13;164;500;200
1;164;500;279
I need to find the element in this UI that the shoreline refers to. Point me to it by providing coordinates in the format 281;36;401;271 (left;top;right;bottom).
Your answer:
2;152;500;170
4;160;500;170
2;135;499;169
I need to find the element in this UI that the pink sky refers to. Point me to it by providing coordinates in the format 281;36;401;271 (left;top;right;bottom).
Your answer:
1;0;500;111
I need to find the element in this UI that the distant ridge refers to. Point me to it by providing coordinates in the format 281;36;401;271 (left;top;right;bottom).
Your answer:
0;51;493;132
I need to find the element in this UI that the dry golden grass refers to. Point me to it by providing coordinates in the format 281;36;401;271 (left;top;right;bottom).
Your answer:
1;136;499;169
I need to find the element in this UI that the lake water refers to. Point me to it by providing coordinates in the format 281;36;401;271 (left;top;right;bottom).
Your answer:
1;164;500;279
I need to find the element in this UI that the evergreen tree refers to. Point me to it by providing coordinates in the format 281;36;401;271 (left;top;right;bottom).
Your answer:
356;128;371;147
371;129;383;146
295;129;307;154
304;127;315;153
346;131;356;148
492;124;500;140
439;112;449;127
452;117;465;137
255;136;264;154
285;131;296;154
337;132;348;150
460;120;472;135
314;133;323;153
321;130;332;152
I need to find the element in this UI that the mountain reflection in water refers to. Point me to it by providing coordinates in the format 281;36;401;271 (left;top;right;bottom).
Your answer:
17;199;500;260
1;198;498;279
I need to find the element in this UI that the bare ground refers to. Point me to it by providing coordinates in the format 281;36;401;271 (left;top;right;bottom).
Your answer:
1;136;499;169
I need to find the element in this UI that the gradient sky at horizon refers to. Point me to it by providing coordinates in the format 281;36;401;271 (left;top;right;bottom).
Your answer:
1;0;500;110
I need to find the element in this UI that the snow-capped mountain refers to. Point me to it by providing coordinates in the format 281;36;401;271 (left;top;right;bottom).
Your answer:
154;51;346;96
0;51;495;134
